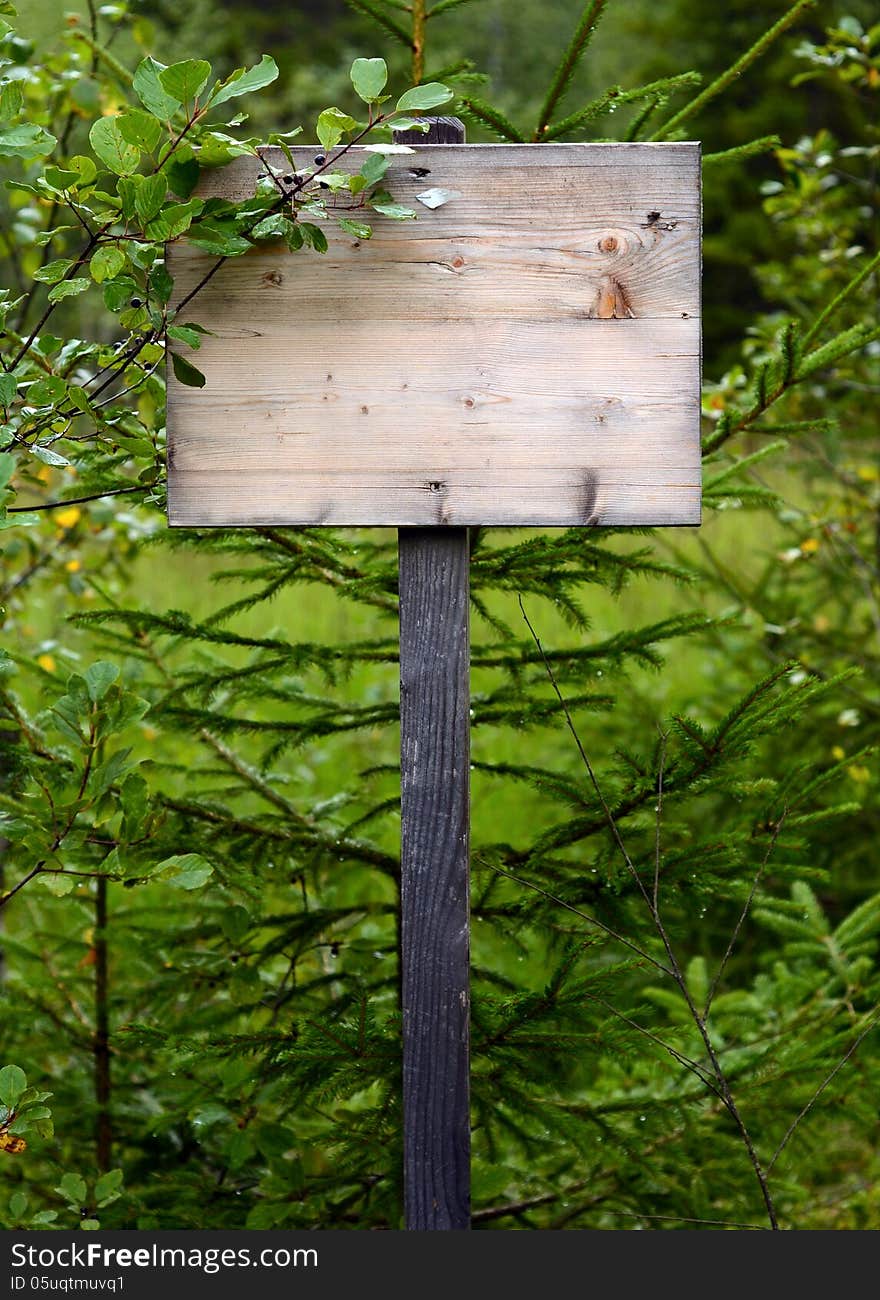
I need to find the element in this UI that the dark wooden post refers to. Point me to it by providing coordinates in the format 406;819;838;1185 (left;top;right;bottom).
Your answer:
396;115;470;1232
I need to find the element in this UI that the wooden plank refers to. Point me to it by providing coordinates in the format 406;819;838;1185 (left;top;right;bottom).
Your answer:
398;116;470;1234
166;141;701;528
399;526;471;1232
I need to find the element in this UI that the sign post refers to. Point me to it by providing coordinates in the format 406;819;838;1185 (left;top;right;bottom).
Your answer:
166;126;701;1229
396;114;470;1233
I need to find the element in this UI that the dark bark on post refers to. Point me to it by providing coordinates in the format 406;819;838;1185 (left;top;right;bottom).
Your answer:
94;876;111;1172
396;110;470;1235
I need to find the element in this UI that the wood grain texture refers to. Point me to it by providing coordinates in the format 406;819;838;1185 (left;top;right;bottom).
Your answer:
166;141;701;527
399;527;471;1231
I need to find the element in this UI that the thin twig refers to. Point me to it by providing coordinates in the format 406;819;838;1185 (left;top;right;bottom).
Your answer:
477;857;674;980
653;731;667;913
703;813;787;1019
767;1010;880;1173
7;484;154;513
519;596;780;1231
583;990;724;1099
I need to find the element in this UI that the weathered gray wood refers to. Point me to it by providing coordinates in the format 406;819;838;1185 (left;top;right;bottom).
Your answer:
166;141;701;528
399;527;470;1232
398;116;470;1234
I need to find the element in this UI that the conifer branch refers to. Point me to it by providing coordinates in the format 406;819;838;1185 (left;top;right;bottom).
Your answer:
520;596;781;1230
458;97;525;142
703;135;781;166
703;813;787;1019
767;1010;880;1173
343;0;412;47
801;248;880;350
478;859;675;980
650;0;817;139
429;0;489;15
542;73;701;142
533;0;608;139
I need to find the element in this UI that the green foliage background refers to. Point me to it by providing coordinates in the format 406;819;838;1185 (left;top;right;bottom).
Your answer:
0;0;878;1230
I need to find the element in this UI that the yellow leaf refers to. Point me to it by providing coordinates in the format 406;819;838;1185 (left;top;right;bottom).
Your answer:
800;537;820;554
0;1132;27;1156
65;559;81;573
55;506;82;530
37;653;56;674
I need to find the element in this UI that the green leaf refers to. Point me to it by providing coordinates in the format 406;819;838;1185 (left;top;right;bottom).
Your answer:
210;54;278;107
350;57;388;103
40;871;74;898
56;1173;87;1206
38;870;73;901
47;277;90;304
0;1065;26;1110
369;193;416;220
386;116;430;134
360;152;389;186
156;853;214;890
103;276;138;312
81;1220;101;1232
186;221;251;257
317;107;357;150
95;1169;123;1207
164;154;200;199
0;79;23;122
43;166;80;192
338;217;373;239
195;131;254;167
221;906;251;943
85;662;119;703
145;199;202;241
29;1212;59;1228
117;108;163;154
89;117;140;175
0;513;39;530
150;262;173;304
158;60;212;108
69;155;97;185
133;57;182;119
251;213;295;241
90;245;126;284
0;374;16;406
133;173;167;225
31;446;70;467
27;375;65;406
0;122;56;159
66;386;92;414
33;259;74;284
121;773;149;837
9;1191;27;1220
167;324;203;349
299;222;328;253
171;352;206;388
396;82;454;112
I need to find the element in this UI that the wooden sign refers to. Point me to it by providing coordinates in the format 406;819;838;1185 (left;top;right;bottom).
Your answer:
166;142;701;528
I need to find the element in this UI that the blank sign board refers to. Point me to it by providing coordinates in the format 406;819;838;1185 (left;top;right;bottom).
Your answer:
166;142;701;528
